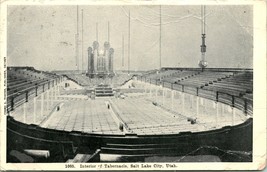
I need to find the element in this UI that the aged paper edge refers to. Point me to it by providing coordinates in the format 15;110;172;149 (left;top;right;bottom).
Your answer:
0;0;266;171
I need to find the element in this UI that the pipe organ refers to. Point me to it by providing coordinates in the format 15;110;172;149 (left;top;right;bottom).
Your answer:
87;41;114;78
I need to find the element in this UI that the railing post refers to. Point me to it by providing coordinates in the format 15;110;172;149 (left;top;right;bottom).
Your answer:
11;97;14;111
35;86;38;97
25;91;28;102
232;95;235;107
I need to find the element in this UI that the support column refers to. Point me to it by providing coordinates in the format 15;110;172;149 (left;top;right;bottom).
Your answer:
190;95;193;109
216;102;219;128
222;103;224;117
162;88;165;105
54;86;56;101
41;93;44;116
203;98;207;114
33;97;37;123
196;96;199;117
182;92;185;114
156;88;158;102
149;84;152;98
50;89;53;107
49;89;52;107
171;90;174;110
23;102;27;123
232;106;235;125
57;85;60;97
51;87;54;101
54;86;57;100
47;90;50;110
179;92;182;105
205;98;207;114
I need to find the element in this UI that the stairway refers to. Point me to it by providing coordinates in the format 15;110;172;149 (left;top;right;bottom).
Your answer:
95;85;114;97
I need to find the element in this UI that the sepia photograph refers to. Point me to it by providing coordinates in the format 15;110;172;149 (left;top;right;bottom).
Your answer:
0;0;266;170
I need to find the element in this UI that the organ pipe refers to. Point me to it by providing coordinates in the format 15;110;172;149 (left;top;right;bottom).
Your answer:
87;47;93;74
93;41;99;73
109;48;114;73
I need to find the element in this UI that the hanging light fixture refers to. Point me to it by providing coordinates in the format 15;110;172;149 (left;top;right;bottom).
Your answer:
199;5;208;70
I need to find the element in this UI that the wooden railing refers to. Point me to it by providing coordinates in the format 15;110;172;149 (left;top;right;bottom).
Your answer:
6;76;64;113
137;76;253;116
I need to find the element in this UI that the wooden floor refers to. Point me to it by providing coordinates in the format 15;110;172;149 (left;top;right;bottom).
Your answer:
10;91;248;135
42;99;122;135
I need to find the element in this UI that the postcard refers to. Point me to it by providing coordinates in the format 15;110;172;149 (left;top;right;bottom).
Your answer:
0;0;266;170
